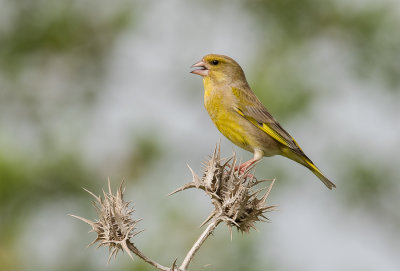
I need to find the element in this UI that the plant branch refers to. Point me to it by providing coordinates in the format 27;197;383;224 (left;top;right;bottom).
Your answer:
126;219;221;271
179;218;221;271
127;242;173;271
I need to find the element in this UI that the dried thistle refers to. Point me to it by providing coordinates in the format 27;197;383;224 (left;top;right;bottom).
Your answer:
170;143;275;235
72;143;276;271
70;179;142;262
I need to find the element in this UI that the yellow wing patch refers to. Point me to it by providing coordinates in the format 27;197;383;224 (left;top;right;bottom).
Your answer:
236;108;287;146
260;123;288;146
236;108;300;150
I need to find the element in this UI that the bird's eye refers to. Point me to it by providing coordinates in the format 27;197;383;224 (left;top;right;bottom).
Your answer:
211;60;219;65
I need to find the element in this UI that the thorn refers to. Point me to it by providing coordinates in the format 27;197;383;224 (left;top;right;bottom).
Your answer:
88;237;101;248
261;178;275;203
249;187;267;198
69;214;95;227
107;177;113;195
168;182;196;196
187;164;201;186
117;180;125;201
200;211;216;228
171;258;178;270
131;229;145;238
121;240;134;261
82;188;101;202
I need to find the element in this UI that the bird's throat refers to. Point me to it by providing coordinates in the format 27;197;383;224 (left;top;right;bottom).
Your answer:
203;77;213;98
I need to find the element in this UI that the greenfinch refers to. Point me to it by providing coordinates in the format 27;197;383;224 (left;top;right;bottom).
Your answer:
191;54;336;189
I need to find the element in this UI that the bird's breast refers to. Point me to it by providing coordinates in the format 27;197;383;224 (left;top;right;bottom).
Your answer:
203;81;252;152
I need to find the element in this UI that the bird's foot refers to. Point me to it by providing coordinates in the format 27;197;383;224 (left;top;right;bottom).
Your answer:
227;159;257;179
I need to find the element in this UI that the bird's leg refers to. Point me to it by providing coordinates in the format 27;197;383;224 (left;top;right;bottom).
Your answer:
236;159;257;174
226;160;252;171
233;149;264;178
226;160;256;179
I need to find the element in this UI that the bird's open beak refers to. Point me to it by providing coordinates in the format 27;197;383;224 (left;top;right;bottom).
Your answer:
190;60;209;76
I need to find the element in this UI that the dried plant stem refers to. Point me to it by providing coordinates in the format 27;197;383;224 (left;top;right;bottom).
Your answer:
125;219;221;271
126;242;172;271
180;219;221;271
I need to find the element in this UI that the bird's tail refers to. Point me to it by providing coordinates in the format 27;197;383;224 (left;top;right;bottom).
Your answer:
284;149;336;190
302;157;336;190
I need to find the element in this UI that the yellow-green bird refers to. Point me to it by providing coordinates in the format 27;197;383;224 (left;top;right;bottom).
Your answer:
190;54;336;189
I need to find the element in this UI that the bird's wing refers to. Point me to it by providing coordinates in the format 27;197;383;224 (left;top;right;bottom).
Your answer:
232;87;304;153
232;87;336;189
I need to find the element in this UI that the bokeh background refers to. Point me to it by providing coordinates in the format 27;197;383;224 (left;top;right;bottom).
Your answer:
1;0;400;270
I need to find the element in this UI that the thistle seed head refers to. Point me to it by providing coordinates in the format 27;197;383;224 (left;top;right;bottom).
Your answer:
70;179;142;262
171;143;275;234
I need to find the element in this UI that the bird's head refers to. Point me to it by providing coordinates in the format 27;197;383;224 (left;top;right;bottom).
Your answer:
191;54;246;84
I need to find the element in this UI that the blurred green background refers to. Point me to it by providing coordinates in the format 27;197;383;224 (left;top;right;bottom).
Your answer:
1;0;399;270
